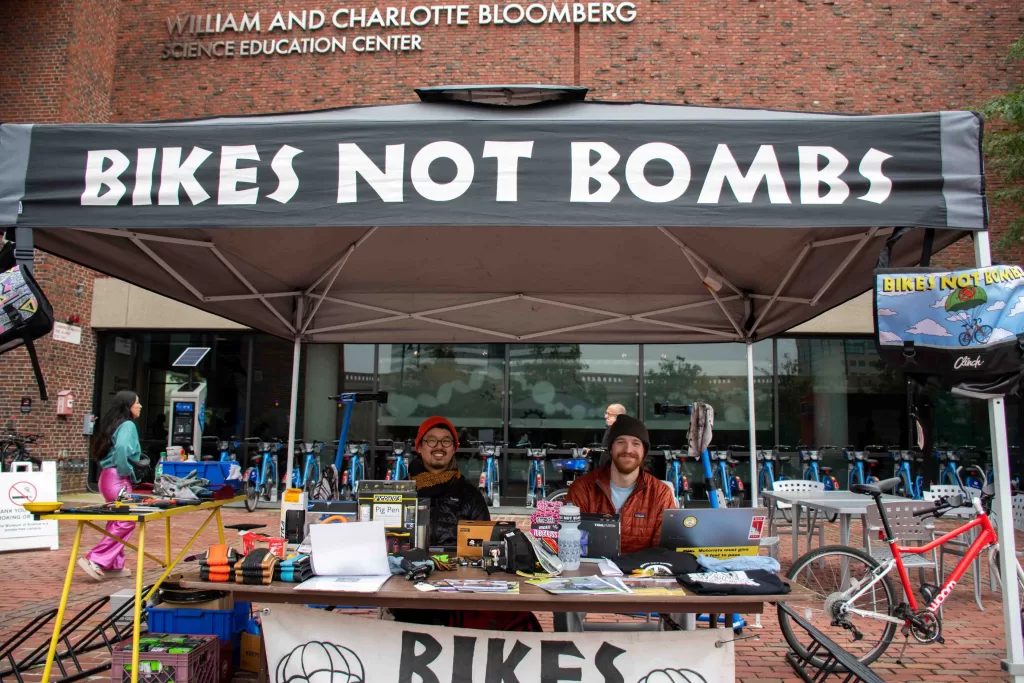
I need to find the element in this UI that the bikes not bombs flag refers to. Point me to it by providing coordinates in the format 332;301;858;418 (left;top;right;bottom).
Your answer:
263;605;733;683
874;265;1024;396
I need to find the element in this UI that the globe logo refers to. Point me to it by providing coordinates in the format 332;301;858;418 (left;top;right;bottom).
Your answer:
276;642;365;683
636;669;709;683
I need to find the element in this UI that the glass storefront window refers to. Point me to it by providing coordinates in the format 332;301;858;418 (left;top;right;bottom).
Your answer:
642;342;772;485
377;343;506;445
777;338;907;479
509;344;639;447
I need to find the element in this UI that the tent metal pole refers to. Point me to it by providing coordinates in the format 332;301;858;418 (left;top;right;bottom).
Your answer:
747;343;758;507
284;298;304;494
749;244;811;335
975;230;1024;683
809;227;879;306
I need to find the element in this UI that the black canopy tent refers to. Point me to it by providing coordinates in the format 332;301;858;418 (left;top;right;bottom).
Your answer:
1;91;1019;674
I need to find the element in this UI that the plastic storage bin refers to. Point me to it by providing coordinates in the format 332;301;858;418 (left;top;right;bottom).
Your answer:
147;607;234;642
157;462;242;492
111;634;219;683
232;602;251;634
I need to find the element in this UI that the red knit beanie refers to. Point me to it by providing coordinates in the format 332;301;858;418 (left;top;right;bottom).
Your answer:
415;416;459;452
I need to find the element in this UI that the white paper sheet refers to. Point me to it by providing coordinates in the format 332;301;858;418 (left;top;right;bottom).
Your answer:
309;521;391;576
598;559;623;576
293;575;391;593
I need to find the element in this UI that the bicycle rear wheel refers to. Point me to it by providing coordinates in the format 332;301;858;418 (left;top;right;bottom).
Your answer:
779;545;898;668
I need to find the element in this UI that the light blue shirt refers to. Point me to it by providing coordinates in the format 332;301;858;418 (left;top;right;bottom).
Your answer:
609;482;636;512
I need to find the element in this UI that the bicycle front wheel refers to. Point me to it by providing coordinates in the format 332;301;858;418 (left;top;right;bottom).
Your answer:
780;545;898;668
244;480;259;512
759;468;774;494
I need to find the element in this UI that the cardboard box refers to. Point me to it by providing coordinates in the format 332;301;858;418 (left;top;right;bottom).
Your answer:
240;532;286;558
457;521;515;557
152;593;234;612
239;632;262;673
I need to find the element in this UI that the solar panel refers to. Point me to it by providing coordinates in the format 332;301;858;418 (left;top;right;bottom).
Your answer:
172;347;211;368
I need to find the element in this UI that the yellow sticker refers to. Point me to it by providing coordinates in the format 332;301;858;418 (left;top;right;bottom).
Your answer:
682;516;697;528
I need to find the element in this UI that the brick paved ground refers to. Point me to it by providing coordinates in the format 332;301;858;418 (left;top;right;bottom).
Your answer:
1;502;1020;683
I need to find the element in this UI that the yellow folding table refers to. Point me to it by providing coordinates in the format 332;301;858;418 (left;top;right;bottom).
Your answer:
35;496;244;683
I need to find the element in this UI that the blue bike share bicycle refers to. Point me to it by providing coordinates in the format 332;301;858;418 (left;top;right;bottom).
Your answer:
800;446;840;491
656;444;690;505
200;435;240;462
545;442;596;503
244;437;282;512
890;445;924;499
709;446;746;508
471;440;503;507
756;446;790;493
291;440;325;497
379;439;410;481
936;447;968;487
844;446;881;490
524;442;558;507
328;391;388;499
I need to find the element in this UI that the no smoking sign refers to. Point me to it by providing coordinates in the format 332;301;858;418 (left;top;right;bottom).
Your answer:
9;481;37;506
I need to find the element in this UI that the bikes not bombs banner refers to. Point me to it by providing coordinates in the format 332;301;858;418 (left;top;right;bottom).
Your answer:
263;605;733;683
874;265;1024;391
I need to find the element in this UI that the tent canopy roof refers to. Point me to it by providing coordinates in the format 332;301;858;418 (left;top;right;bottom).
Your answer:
0;99;983;342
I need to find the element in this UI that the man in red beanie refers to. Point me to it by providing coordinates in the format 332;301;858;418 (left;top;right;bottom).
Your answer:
567;414;677;553
409;415;489;547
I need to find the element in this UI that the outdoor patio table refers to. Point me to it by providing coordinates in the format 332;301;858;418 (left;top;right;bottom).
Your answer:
32;496;244;683
762;489;904;560
181;564;809;628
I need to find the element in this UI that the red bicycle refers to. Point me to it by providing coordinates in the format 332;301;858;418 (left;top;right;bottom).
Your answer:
779;477;1024;667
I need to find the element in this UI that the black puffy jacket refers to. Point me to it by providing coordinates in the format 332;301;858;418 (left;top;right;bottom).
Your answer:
410;459;490;547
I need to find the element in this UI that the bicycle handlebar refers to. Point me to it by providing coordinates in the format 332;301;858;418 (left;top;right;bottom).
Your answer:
653;402;691;416
328;391;389;404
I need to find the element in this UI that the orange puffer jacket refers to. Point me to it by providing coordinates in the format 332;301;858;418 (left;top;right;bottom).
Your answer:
565;464;677;554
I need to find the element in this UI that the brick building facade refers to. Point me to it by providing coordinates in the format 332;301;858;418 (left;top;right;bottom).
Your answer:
0;0;1021;490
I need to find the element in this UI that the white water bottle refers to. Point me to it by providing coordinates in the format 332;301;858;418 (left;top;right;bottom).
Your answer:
558;504;582;571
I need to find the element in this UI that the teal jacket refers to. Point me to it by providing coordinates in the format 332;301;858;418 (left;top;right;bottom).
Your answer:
99;421;143;482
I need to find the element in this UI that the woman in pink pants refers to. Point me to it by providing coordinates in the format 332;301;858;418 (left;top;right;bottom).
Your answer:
79;391;144;581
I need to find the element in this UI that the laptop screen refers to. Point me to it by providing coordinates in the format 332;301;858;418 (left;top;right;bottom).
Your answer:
659;508;769;559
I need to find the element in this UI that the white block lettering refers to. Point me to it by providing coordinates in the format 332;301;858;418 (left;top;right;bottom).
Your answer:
624;142;691;203
158;146;212;205
570;142;620;202
81;150;129;206
858;148;893;204
697;144;790;204
132;148;156;206
267;145;303;204
799;146;850;204
218;145;260;205
411;141;474;202
482;141;533;202
337;143;404;203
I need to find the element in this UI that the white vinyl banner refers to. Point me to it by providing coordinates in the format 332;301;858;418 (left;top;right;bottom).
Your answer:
263;605;734;683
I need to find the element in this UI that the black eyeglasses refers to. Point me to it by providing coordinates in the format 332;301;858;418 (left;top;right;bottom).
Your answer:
423;436;454;449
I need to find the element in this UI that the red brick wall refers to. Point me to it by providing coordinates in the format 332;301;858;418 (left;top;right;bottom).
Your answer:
0;0;1022;492
0;253;97;492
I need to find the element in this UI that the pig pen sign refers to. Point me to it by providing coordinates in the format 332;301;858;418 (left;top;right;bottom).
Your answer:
263;605;732;683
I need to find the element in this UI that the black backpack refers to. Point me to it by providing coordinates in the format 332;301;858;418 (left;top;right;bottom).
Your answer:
0;240;54;399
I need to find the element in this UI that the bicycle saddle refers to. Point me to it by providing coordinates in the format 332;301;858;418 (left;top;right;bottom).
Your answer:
850;477;901;496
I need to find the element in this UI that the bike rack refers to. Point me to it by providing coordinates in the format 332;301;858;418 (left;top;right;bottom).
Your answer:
778;604;884;683
0;588;150;683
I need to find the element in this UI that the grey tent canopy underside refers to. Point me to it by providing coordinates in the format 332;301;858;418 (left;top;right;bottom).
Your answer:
0;100;983;342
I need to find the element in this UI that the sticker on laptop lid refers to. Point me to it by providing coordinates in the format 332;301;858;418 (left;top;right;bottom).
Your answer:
682;515;698;528
748;515;766;540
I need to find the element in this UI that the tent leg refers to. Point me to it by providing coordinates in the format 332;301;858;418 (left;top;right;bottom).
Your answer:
975;231;1024;683
284;300;304;494
747;342;758;507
